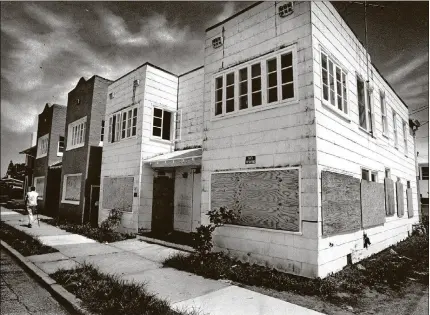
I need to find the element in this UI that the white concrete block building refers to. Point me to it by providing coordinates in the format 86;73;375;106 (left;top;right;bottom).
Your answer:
99;1;419;278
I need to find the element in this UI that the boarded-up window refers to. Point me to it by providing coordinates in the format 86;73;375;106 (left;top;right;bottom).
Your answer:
63;174;82;203
211;169;300;232
396;181;404;217
385;178;395;216
322;171;361;236
361;181;385;228
102;177;134;212
406;188;414;218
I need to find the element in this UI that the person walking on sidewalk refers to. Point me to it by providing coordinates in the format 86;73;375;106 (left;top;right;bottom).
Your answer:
25;186;39;228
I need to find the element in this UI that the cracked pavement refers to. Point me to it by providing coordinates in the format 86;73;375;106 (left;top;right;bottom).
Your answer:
0;248;70;315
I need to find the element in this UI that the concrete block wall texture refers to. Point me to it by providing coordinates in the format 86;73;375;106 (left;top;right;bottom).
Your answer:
310;1;419;277
202;1;319;277
59;76;111;223
99;64;179;233
176;67;204;150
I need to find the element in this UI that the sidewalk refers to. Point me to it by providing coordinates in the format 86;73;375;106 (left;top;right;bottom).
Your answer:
1;207;324;315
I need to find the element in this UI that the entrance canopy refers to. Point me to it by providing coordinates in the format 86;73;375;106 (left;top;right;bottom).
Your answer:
144;148;202;168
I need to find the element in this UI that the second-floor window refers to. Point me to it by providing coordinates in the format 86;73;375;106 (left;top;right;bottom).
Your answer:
152;108;172;141
108;107;137;143
403;120;408;155
380;91;388;135
393;111;398;148
213;47;295;117
67;116;87;150
357;77;367;129
57;136;65;156
100;120;105;142
321;51;348;114
36;134;49;158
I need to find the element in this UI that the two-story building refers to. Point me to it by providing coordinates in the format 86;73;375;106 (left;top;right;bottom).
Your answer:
58;75;112;225
33;103;67;215
99;1;419;278
202;1;419;278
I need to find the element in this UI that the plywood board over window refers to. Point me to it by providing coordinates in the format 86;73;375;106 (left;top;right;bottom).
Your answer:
322;171;361;236
102;177;134;212
361;180;385;228
384;178;395;216
406;188;414;218
211;168;300;232
396;181;404;217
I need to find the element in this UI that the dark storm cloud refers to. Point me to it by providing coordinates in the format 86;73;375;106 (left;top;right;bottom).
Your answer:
1;1;428;173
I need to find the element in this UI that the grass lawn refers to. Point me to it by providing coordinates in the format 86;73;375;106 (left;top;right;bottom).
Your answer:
52;264;202;315
0;221;58;256
164;233;428;314
40;218;136;243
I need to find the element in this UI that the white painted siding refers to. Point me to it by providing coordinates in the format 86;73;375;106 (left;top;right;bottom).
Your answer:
99;64;179;232
176;68;204;150
310;2;419;277
202;1;319;278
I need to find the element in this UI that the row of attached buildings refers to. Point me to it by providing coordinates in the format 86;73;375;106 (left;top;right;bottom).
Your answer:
19;1;424;278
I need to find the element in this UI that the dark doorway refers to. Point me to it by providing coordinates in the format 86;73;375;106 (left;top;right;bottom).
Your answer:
151;172;174;235
45;167;61;217
88;185;100;227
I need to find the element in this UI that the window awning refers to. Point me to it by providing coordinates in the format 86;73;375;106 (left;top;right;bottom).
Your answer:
144;148;202;168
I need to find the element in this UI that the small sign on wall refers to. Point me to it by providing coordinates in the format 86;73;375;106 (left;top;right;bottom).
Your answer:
245;156;256;164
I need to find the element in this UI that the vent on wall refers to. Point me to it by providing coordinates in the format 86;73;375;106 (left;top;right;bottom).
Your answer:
109;92;114;99
278;2;294;17
134;79;140;87
212;36;223;49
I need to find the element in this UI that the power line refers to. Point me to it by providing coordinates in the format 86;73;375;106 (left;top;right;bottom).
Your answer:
412;107;429;115
411;105;429;114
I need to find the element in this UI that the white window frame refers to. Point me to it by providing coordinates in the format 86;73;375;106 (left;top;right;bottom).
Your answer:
357;76;374;134
320;50;349;119
61;173;82;205
393;111;398;148
33;176;45;199
67;116;87;151
211;45;298;119
151;107;174;142
57;136;65;157
380;91;388;137
107;106;137;144
36;134;49;159
403;120;408;155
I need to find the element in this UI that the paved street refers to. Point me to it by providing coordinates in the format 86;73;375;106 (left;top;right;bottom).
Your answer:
0;248;70;315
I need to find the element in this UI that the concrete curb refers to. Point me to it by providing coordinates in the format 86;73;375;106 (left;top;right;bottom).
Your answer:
137;234;195;253
0;240;93;315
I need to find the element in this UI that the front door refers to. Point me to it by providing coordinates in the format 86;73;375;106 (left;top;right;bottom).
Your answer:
89;185;100;227
151;172;174;234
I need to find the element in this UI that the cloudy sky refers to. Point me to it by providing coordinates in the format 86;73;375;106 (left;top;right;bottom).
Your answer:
1;1;428;175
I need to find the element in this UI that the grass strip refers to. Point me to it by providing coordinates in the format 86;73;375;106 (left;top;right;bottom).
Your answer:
164;234;429;306
0;221;58;256
41;218;135;243
52;264;202;315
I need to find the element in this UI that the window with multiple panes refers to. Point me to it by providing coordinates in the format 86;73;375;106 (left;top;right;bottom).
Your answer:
67;116;87;150
107;107;137;143
152;108;172;141
321;52;348;114
57;136;65;156
403;120;408;155
357;77;366;129
380;91;388;135
213;48;295;117
37;134;49;158
393;111;398;148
